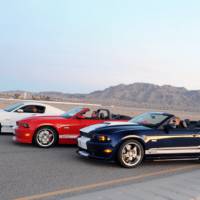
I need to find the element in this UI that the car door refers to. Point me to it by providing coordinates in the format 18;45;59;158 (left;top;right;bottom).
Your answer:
59;118;104;143
146;127;200;155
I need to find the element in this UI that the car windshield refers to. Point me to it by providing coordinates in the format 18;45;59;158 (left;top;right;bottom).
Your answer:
129;113;170;127
62;107;84;118
4;103;24;112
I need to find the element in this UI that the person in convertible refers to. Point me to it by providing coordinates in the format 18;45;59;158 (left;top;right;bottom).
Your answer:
169;117;189;129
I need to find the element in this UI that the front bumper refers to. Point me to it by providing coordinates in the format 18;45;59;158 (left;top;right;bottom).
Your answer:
77;136;115;160
1;125;15;134
13;127;33;144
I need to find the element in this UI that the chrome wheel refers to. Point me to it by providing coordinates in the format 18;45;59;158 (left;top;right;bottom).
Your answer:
36;128;56;148
118;140;144;168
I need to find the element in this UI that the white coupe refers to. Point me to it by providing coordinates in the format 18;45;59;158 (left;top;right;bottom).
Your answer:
0;102;65;133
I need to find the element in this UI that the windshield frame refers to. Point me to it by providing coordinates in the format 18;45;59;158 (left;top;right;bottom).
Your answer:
129;112;173;128
62;107;85;119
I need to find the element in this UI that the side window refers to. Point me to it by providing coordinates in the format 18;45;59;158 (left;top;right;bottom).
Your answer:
35;106;46;114
16;105;46;114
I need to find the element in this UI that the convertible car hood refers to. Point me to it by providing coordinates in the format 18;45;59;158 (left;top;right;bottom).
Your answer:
81;121;149;133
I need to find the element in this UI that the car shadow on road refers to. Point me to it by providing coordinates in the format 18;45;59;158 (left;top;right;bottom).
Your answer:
4;134;200;168
0;132;13;135
12;142;78;149
144;159;199;166
73;154;200;169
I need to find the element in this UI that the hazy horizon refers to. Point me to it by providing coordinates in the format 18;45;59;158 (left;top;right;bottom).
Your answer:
1;81;200;94
1;0;200;93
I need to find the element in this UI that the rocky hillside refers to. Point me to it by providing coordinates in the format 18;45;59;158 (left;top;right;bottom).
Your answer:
1;83;200;112
86;83;200;111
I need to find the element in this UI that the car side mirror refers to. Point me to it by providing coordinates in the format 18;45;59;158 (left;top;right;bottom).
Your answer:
16;109;24;113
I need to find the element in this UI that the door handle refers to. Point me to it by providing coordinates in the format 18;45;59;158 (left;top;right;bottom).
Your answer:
193;134;197;138
193;134;200;138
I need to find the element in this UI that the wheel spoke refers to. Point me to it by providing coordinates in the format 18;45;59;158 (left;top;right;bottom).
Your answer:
125;144;131;151
133;147;138;157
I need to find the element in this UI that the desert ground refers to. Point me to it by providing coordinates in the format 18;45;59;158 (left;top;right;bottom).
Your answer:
1;98;200;120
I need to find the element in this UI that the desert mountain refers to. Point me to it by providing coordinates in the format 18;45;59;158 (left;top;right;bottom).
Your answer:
1;83;200;112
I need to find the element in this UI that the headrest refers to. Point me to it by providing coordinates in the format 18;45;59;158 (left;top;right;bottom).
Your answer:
181;120;188;128
100;113;105;119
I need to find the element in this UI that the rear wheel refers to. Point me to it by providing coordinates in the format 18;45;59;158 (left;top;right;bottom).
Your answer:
34;127;57;148
118;139;144;168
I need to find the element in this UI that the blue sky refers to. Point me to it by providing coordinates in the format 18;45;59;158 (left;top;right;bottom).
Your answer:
0;0;200;93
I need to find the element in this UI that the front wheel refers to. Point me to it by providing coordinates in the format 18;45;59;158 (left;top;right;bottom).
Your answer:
34;127;57;148
118;139;144;168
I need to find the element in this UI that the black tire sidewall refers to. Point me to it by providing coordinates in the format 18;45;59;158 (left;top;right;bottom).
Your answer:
118;139;144;168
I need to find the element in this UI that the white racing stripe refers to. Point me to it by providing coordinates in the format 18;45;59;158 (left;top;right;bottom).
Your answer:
146;146;200;154
78;136;91;150
59;135;78;139
81;121;134;133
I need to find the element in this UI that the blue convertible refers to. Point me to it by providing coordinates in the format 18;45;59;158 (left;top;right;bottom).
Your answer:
77;112;200;168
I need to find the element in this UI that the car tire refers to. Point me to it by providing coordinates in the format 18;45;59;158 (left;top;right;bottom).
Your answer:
34;126;58;148
117;139;144;168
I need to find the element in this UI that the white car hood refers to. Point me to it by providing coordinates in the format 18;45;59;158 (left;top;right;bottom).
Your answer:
0;110;28;124
0;110;11;118
0;109;7;113
81;121;135;133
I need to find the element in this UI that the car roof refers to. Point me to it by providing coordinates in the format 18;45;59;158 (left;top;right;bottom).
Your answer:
19;101;50;107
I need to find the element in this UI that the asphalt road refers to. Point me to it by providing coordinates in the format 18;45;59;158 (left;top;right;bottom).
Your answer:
0;134;199;200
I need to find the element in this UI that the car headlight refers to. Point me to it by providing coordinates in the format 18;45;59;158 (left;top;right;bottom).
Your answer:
97;135;111;142
20;123;30;128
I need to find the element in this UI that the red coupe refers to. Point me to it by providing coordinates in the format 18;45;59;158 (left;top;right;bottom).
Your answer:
13;107;131;148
